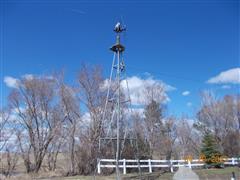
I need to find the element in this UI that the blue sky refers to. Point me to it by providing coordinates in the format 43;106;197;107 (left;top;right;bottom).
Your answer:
1;0;239;117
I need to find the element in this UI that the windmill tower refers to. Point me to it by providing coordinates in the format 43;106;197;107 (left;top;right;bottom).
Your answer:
98;22;140;180
111;22;125;180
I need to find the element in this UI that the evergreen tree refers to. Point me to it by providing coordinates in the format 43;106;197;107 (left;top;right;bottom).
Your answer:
201;132;222;168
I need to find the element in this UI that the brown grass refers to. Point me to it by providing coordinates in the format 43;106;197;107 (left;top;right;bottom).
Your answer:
1;153;239;180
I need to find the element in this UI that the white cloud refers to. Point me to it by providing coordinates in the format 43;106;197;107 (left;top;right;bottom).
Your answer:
182;91;190;96
186;102;192;107
4;76;19;88
207;68;240;84
120;76;175;105
221;85;231;89
131;107;144;115
82;112;90;123
4;74;55;89
102;76;175;106
22;74;34;80
22;74;54;81
143;72;151;77
123;107;144;118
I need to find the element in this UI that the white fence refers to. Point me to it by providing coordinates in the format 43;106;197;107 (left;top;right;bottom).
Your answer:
97;158;239;174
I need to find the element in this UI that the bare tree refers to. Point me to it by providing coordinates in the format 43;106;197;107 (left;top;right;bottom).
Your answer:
0;108;10;152
132;111;150;159
1;146;18;177
58;82;81;175
237;95;240;131
196;91;240;156
163;117;178;160
0;109;19;177
141;82;169;159
46;120;65;171
143;98;178;160
144;99;164;158
141;82;167;105
176;117;200;158
8;75;62;173
222;130;240;157
77;64;106;173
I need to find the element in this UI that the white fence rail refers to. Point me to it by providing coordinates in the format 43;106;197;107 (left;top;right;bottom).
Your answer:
97;157;239;174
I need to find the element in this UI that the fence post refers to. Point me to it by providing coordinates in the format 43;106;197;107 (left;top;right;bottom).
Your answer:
170;160;173;173
232;158;235;165
97;159;101;174
188;160;192;169
148;159;152;173
123;159;126;175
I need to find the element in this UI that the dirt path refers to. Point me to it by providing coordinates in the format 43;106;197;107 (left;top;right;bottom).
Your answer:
173;166;199;180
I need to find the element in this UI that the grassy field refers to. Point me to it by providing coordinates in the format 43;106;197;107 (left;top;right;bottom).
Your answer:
34;167;239;180
2;153;239;179
194;167;240;180
1;161;239;180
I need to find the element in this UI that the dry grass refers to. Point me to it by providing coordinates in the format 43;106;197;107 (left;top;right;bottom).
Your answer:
4;167;239;180
1;153;239;180
194;166;240;180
